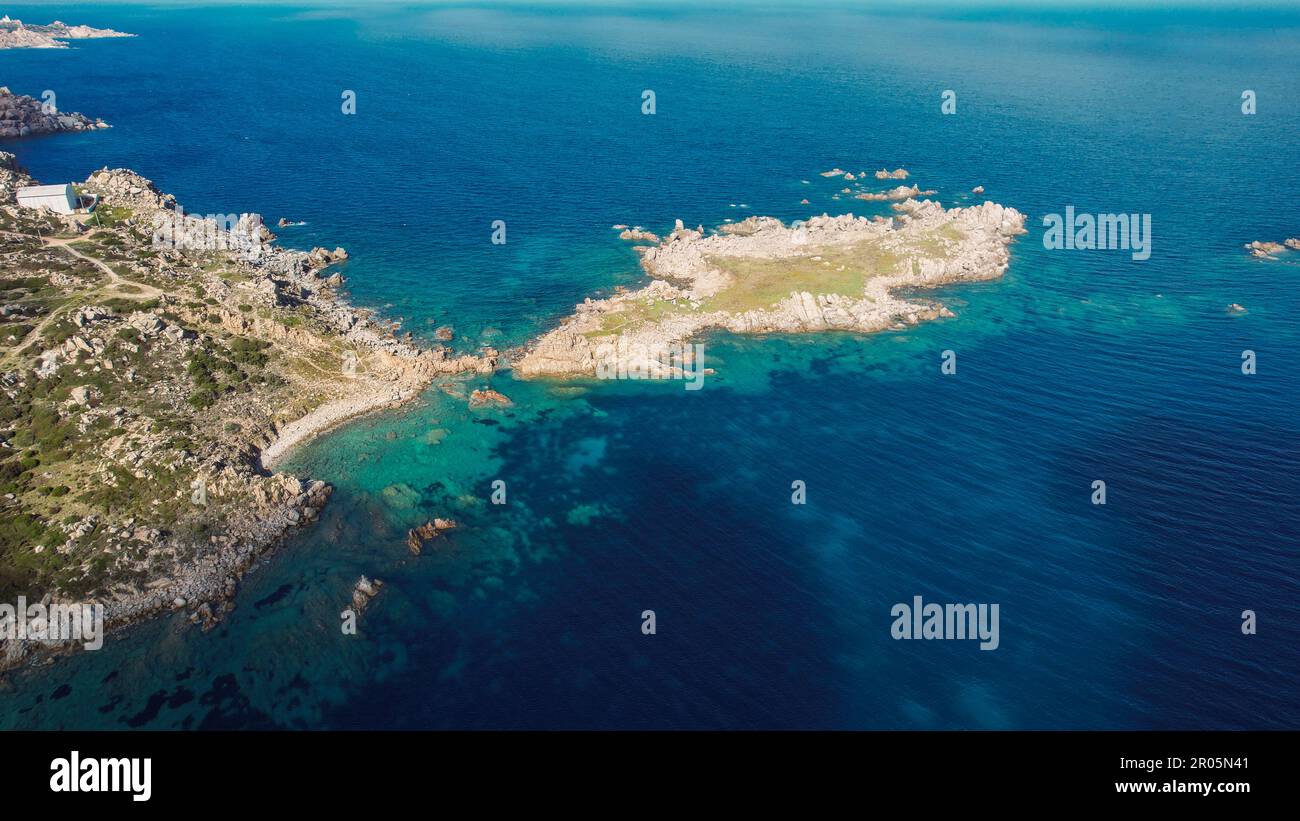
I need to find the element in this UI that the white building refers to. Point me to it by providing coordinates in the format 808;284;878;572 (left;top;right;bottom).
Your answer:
16;183;79;215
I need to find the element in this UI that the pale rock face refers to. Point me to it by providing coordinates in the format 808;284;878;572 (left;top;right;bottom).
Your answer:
127;311;165;337
0;18;134;49
1245;238;1299;258
855;184;936;201
618;227;660;243
516;198;1027;379
83;168;176;214
0;151;34;198
1245;240;1285;258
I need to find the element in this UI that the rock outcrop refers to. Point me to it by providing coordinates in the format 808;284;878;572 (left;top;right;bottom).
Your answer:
856;185;936;202
618;227;661;243
516;197;1027;379
406;518;457;555
351;576;383;612
0;87;108;138
1245;238;1299;258
0;150;34;198
468;388;513;408
0;17;134;49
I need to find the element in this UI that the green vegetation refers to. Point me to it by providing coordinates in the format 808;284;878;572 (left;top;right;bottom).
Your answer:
703;241;903;313
101;296;161;314
186;347;232;409
186;335;271;408
584;296;703;338
0;181;426;620
230;337;271;367
90;204;134;228
583;227;972;338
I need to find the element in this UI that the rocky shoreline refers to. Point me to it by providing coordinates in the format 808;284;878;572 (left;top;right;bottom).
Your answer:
0;87;109;138
0;155;496;673
0;16;134;50
0;149;1019;675
517;197;1027;379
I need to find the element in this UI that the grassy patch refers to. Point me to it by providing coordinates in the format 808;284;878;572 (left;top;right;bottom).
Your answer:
702;240;903;313
91;205;134;228
583;297;702;338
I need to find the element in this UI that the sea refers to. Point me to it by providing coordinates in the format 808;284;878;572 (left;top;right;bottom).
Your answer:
1;1;1298;729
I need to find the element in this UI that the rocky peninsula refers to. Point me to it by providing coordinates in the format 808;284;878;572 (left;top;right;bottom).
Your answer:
0;87;109;138
0;152;494;670
517;197;1026;379
0;16;134;50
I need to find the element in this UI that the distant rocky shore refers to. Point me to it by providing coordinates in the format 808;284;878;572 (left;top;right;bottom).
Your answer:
0;16;134;50
0;87;108;138
517;194;1026;379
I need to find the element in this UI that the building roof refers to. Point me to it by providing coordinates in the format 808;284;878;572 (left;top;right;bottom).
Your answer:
16;184;74;198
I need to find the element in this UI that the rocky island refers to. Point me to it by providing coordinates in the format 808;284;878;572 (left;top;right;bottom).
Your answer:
0;16;134;49
1245;237;1300;259
516;197;1026;379
0;152;494;670
0;87;109;138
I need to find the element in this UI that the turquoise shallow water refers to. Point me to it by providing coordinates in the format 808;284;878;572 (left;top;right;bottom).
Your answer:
1;2;1298;728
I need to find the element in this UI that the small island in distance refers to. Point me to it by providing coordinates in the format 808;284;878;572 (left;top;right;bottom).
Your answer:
518;196;1027;379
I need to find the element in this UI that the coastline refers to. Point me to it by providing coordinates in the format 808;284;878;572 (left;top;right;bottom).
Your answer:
0;154;496;673
0;155;1023;677
258;375;431;470
517;199;1027;379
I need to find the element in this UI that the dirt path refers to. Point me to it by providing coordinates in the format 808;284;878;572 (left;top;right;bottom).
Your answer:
44;234;164;297
1;230;165;368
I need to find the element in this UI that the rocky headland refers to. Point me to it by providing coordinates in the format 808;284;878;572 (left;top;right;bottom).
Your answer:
0;87;108;138
517;196;1026;379
0;153;495;671
0;16;134;50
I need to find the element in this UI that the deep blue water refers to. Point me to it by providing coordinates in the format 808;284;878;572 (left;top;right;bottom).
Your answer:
1;2;1298;729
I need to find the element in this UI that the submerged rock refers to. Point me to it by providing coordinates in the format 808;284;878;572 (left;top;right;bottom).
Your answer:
468;388;513;408
351;576;383;612
406;517;457;555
